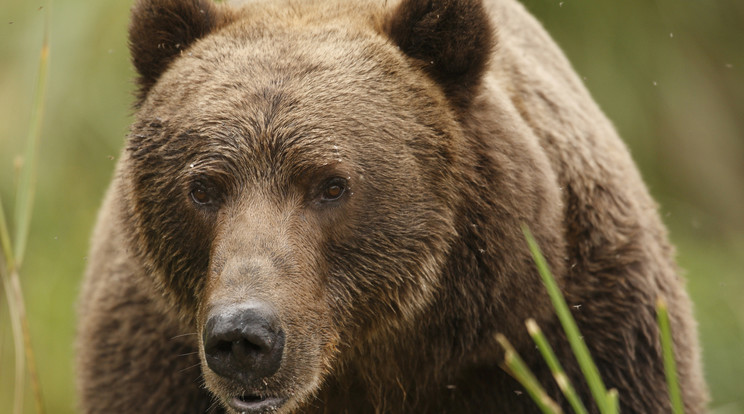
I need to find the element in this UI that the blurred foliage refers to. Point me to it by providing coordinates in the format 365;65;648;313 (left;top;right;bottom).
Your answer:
1;0;742;412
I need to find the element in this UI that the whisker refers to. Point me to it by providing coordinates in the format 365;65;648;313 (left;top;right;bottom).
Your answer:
170;332;198;340
177;351;200;358
206;395;222;413
178;363;202;374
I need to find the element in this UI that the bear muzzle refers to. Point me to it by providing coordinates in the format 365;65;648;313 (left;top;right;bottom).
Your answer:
202;301;287;411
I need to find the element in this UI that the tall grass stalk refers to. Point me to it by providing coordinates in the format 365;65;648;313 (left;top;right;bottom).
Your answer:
0;6;50;414
13;8;50;268
657;297;684;414
521;224;617;414
526;318;589;414
496;333;563;414
0;197;13;266
1;254;25;414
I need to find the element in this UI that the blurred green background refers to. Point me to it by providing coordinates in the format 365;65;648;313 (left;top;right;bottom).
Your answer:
1;0;742;412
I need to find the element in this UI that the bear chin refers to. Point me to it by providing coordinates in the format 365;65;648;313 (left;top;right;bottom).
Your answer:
227;395;289;414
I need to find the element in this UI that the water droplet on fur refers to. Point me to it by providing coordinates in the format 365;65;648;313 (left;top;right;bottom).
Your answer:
478;248;485;254
189;163;195;168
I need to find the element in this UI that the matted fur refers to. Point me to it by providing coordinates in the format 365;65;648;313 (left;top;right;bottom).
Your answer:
76;0;707;412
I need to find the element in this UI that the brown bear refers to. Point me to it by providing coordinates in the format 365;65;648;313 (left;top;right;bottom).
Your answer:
76;0;708;412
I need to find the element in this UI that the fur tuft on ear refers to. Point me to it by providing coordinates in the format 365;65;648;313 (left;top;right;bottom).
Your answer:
129;0;230;105
386;0;495;108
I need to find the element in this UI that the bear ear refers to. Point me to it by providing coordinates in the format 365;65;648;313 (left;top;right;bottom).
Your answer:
129;0;231;104
385;0;495;108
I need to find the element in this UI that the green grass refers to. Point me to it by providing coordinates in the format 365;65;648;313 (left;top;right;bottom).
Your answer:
501;226;688;414
521;225;617;414
526;318;589;414
657;297;684;414
0;6;50;414
497;332;564;414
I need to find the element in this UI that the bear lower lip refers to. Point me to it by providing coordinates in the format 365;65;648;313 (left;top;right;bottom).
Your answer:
229;395;287;413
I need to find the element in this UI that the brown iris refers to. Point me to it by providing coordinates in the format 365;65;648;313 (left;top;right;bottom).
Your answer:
190;188;211;205
321;179;347;201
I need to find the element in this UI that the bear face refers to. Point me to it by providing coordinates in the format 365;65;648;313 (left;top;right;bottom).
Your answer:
122;0;510;410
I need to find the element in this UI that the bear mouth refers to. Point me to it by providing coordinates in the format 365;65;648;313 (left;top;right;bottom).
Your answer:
228;394;287;413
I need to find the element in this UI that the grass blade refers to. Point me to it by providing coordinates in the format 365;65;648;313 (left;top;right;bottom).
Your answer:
521;224;615;414
607;389;619;414
0;196;14;269
1;253;24;414
1;6;50;414
657;297;684;414
526;318;589;414
13;4;50;267
496;333;563;414
10;266;44;414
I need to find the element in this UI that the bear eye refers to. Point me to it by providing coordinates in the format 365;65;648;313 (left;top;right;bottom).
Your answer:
190;184;215;206
321;178;347;202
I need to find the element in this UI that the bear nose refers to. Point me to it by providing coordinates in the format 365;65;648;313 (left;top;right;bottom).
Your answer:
203;302;284;383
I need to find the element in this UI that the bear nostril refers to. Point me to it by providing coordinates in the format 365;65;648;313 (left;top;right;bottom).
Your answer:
229;337;269;362
215;340;232;355
203;302;284;383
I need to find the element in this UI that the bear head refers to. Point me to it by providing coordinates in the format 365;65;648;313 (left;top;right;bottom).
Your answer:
122;0;499;411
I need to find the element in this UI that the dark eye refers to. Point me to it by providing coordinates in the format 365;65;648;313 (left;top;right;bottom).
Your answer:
321;179;347;202
190;185;215;206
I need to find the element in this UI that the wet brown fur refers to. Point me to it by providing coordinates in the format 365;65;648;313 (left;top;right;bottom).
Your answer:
76;0;707;412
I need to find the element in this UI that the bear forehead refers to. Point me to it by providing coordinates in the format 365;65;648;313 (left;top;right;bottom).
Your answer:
146;13;412;108
135;29;443;162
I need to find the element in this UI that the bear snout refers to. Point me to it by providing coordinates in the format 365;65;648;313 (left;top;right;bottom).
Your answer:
202;302;285;384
